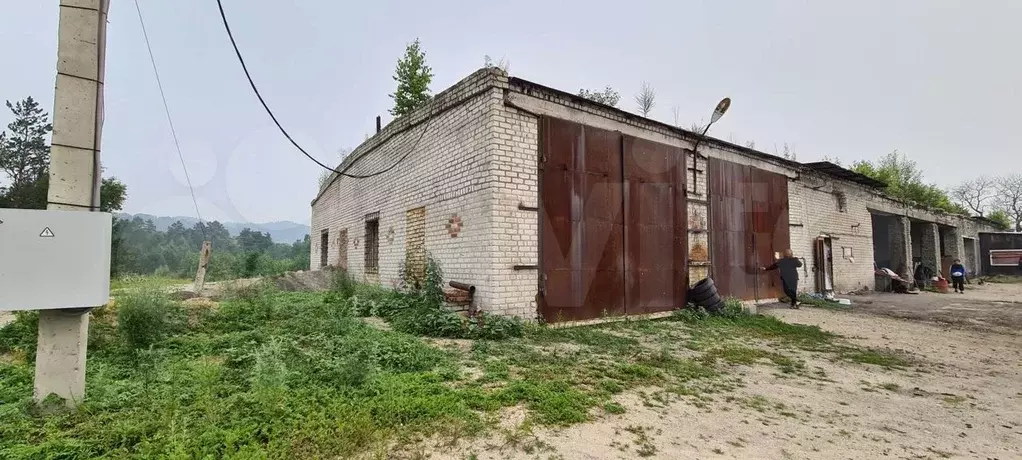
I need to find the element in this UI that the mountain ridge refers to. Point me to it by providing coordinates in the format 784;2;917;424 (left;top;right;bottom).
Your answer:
116;213;310;243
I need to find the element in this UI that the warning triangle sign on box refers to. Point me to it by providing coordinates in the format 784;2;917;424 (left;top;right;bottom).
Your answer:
39;227;54;238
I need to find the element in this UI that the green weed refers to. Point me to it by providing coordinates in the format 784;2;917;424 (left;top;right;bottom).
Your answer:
840;348;913;369
603;401;626;414
116;282;185;351
0;311;39;361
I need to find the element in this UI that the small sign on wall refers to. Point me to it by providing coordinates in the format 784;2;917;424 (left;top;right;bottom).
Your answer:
990;249;1022;267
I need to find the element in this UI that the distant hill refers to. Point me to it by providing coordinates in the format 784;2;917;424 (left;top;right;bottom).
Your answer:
116;213;310;243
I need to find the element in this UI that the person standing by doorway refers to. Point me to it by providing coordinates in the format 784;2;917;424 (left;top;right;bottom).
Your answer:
762;249;804;308
949;259;967;294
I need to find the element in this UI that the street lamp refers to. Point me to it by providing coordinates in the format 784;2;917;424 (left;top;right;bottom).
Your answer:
691;97;731;154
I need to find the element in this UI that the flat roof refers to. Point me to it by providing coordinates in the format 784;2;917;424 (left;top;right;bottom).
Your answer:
801;161;887;189
509;76;804;170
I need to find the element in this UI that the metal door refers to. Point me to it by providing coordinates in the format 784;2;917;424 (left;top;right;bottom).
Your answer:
623;136;687;315
539;117;688;322
539;117;625;321
709;158;790;300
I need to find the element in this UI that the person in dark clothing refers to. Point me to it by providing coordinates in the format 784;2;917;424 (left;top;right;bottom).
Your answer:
762;249;804;308
949;259;967;294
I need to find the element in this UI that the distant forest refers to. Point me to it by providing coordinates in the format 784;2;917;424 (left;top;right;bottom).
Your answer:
113;216;310;281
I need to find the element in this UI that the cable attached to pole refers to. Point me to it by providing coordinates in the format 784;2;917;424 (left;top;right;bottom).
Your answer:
214;0;434;181
134;0;207;241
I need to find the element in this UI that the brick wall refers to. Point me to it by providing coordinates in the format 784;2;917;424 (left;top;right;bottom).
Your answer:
482;72;540;317
918;222;941;274
788;172;876;293
310;69;511;314
311;68;1004;319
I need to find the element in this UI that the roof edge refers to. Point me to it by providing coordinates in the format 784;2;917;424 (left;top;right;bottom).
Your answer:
311;67;505;205
507;76;803;170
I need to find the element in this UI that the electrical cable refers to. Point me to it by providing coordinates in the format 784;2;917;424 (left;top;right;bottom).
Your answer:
214;0;433;180
134;0;208;241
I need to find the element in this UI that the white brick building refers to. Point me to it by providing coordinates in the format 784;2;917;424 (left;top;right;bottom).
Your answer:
311;68;999;321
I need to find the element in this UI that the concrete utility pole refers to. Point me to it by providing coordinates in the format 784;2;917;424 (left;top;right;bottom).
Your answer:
34;0;111;405
193;241;212;293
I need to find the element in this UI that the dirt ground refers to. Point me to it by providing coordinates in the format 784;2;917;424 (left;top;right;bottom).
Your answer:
432;284;1022;460
846;282;1022;333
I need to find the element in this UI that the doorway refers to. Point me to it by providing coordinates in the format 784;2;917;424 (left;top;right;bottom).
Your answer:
814;236;834;293
963;237;977;276
320;229;329;268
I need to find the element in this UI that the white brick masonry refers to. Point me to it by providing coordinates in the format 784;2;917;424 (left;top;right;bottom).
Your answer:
311;68;1003;319
311;69;511;314
788;170;1003;292
788;172;876;293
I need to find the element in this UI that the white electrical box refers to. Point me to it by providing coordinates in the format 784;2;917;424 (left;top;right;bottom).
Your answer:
0;208;112;311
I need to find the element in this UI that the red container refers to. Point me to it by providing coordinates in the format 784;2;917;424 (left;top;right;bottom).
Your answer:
934;278;950;294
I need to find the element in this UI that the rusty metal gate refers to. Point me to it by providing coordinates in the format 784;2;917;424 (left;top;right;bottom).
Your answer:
708;158;790;301
539;117;687;322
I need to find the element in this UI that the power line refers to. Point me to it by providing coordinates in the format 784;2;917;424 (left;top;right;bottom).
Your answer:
214;0;432;180
133;0;207;239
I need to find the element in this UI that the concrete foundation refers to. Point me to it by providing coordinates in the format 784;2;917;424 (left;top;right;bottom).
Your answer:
33;310;90;404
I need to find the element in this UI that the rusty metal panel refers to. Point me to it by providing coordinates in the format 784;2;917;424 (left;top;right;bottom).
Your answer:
709;158;790;301
539;118;625;322
580;126;625;318
623;136;686;315
540;117;581;320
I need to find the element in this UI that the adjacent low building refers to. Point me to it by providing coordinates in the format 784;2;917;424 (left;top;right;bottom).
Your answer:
310;68;1000;322
978;232;1022;276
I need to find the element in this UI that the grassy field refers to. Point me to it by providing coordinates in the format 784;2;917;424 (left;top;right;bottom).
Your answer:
109;276;190;292
0;275;912;459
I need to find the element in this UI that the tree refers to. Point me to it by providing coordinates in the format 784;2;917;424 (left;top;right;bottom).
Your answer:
850;150;968;214
389;38;433;117
671;105;681;127
577;86;620;107
634;82;656;117
776;142;796;161
483;55;510;73
318;147;352;191
0;97;51;195
100;177;127;212
986;209;1012;231
0;96;126;211
0;171;126;211
995;174;1022;231
238;228;274;254
951;176;996;216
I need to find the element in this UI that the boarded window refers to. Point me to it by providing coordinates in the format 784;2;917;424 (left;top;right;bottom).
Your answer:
320;229;329;268
405;207;427;284
365;213;380;274
337;229;348;270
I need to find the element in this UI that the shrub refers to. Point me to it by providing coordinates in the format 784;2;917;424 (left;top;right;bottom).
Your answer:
672;297;746;322
385;254;523;340
719;297;746;319
330;269;357;299
117;283;181;351
153;265;173;278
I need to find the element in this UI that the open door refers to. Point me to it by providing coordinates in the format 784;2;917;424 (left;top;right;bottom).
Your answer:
814;236;834;293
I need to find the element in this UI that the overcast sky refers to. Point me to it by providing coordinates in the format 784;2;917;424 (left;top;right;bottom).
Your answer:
2;1;1019;224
